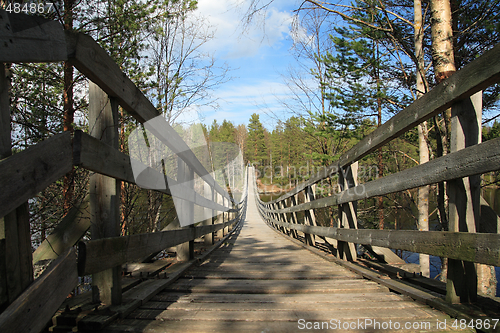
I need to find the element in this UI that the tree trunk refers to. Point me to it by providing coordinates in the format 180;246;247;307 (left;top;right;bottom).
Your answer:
430;0;456;283
62;0;75;215
415;0;430;278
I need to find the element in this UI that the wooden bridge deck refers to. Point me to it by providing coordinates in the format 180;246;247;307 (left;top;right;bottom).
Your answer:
104;177;460;333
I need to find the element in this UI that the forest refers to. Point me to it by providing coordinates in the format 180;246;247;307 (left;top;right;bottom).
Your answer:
2;0;500;287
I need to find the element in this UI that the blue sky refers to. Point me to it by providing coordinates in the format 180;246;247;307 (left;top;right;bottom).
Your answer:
190;0;306;130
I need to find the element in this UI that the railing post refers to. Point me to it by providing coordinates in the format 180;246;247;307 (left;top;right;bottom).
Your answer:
176;157;194;262
223;197;229;235
279;200;290;236
0;63;33;310
337;162;358;261
303;185;317;246
203;182;213;245
446;92;482;303
290;194;300;239
216;193;223;240
88;82;121;305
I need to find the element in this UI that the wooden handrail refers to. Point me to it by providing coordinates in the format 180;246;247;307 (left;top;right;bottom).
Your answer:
266;41;500;205
66;31;232;202
0;10;233;202
74;131;233;212
0;248;78;333
78;174;248;276
264;216;500;267
0;132;72;219
261;136;500;214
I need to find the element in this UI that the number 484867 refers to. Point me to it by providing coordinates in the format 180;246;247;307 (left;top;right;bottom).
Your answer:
452;318;498;330
4;2;53;14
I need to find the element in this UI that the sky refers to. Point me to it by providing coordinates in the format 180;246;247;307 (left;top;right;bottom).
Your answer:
187;0;305;130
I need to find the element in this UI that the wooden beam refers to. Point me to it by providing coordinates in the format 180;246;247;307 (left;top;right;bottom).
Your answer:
0;248;77;333
446;91;482;303
0;10;67;63
0;63;33;308
67;31;231;202
267;218;500;267
270;136;500;214
0;62;9;310
78;218;238;276
32;197;90;263
267;42;500;205
175;157;194;261
0;132;73;219
73;130;230;212
88;83;121;305
203;181;213;245
303;186;317;246
337;163;358;261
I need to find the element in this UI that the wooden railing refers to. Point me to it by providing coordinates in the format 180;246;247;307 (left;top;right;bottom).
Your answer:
0;10;247;333
255;40;500;305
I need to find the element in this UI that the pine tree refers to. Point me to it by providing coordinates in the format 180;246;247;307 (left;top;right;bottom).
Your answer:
246;114;267;168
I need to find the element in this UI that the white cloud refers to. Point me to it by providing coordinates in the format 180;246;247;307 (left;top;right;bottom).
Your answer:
199;77;293;129
193;0;295;59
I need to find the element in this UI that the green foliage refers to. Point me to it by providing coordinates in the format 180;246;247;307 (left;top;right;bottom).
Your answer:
483;121;500;142
246;113;267;166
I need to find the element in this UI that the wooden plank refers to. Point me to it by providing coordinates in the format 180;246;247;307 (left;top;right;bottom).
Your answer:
273;226;487;326
32;196;90;263
67;31;231;202
0;248;78;333
182;270;359;280
123;260;171;277
0;63;33;307
364;245;406;265
73;131;229;212
267;42;500;205
77;217;244;330
0;132;73;219
78;219;238;275
151;291;398;304
0;10;67;63
166;279;384;294
267;217;500;266
196;262;349;272
131;307;441;322
105;318;462;333
272;136;500;214
0;239;6;309
3;203;32;303
141;299;422;311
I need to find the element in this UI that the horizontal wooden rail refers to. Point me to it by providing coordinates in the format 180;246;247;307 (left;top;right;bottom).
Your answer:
265;217;500;267
32;197;90;263
264;136;500;214
78;217;241;276
0;132;72;219
74;131;232;212
0;248;77;333
0;10;232;203
267;41;500;205
66;31;232;203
